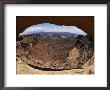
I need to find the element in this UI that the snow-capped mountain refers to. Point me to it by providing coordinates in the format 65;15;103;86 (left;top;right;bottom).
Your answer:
19;23;87;36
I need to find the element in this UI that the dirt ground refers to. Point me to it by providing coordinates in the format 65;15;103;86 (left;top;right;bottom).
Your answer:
16;58;94;75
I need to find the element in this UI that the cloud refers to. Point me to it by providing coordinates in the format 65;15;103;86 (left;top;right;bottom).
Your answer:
19;23;87;36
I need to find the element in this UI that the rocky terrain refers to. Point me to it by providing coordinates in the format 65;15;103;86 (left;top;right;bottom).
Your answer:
16;33;94;74
16;57;94;74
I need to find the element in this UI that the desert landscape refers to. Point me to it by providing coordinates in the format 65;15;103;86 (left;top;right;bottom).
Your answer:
16;16;94;74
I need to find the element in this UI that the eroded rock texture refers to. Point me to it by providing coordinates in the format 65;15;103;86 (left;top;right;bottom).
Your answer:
16;35;94;70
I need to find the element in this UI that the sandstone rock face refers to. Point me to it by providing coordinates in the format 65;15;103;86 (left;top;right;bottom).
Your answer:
68;48;79;60
16;35;94;70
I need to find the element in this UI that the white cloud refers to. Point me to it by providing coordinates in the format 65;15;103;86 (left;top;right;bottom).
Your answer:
19;23;87;36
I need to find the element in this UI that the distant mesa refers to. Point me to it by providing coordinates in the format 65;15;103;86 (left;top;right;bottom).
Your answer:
19;23;87;37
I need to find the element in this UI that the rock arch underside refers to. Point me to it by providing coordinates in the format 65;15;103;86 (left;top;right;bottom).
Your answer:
16;16;94;71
